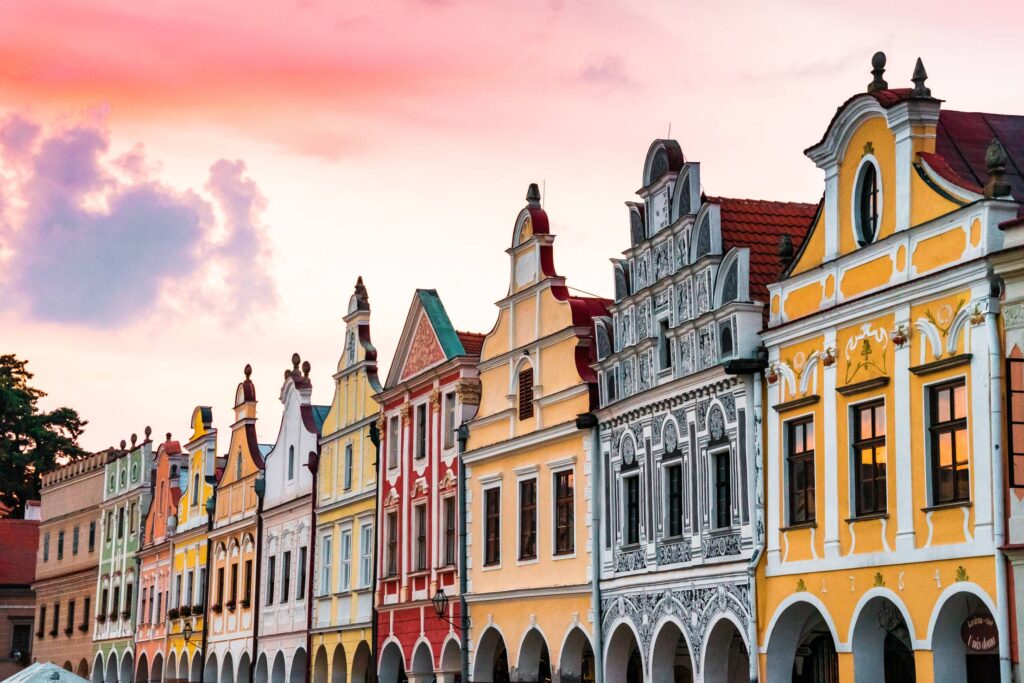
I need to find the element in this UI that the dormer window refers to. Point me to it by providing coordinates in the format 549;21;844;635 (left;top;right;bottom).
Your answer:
855;161;880;245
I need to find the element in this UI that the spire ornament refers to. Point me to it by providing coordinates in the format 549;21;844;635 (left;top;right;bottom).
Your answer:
911;58;931;97
985;139;1011;198
867;51;888;93
526;182;541;208
778;233;794;265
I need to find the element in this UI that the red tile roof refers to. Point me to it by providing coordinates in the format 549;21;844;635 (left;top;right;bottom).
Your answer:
456;331;486;357
936;109;1024;203
707;196;820;306
0;519;39;586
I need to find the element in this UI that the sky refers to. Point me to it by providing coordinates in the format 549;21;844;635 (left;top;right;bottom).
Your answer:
2;0;1022;452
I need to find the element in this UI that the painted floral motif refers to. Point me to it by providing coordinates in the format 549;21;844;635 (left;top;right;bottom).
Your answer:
400;313;445;381
843;322;889;384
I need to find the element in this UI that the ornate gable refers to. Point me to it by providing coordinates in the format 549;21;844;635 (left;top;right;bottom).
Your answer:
401;311;445;381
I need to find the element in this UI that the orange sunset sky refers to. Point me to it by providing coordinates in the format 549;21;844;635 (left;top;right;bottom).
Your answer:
2;0;1022;451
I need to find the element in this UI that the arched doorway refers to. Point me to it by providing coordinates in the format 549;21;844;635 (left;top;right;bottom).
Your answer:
221;652;236;683
378;641;406;683
77;659;90;679
851;595;916;682
439;638;461;683
255;655;269;683
180;653;190;683
104;653;117;683
330;644;347;683
63;662;73;673
650;619;694;682
410;642;433;683
136;653;150;683
153;653;165;683
703;616;749;683
119;652;133;683
289;649;306;683
473;628;510;683
204;653;219;683
932;591;999;683
558;628;594;683
517;629;552;683
237;653;251;683
312;647;328;683
190;655;202;683
766;600;838;683
167;655;179;683
350;642;371;683
605;623;643;683
271;653;286;683
91;653;104;683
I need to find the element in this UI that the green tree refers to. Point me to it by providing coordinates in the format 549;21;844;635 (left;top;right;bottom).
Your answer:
0;354;87;515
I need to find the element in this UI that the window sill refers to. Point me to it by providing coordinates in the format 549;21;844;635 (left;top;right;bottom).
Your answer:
552;551;577;561
845;512;888;523
407;569;430;578
516;557;539;566
922;500;972;513
620;543;643;551
707;526;735;536
481;563;502;571
780;521;817;532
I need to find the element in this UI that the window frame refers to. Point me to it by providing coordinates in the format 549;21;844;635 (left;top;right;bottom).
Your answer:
359;524;373;588
387;417;400;470
319;533;333;596
664;460;684;539
711;446;732;530
415;403;428;460
441;497;457;568
443;391;458;451
851;398;888;517
928;378;970;506
281;550;291;604
1007;357;1024;488
853;155;883;246
518;368;534;420
413;504;427;571
786;415;816;526
518;478;538;562
385;511;398;577
483;486;502;568
266;555;276;607
343;443;353;490
340;527;353;591
622;473;641;547
553;469;575;556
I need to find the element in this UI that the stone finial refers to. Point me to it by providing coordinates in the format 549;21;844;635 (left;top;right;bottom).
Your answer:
778;233;794;264
526;183;541;208
166;432;172;442
301;360;311;377
291;353;301;371
144;426;152;441
867;51;888;93
120;439;127;450
353;276;370;312
985;139;1012;198
244;363;252;379
911;58;930;98
130;433;137;447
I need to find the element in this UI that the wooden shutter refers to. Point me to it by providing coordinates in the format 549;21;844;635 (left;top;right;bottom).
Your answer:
518;369;534;420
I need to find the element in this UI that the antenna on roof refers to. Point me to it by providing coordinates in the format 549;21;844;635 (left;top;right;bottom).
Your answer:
667;123;672;139
542;179;546;209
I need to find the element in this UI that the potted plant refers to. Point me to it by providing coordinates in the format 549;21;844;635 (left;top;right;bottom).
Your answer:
64;626;73;637
48;628;57;637
179;605;192;617
211;603;223;614
240;598;250;609
765;364;779;384
108;610;118;622
168;607;180;620
78;623;88;632
225;599;237;612
95;613;106;624
34;630;43;639
120;610;131;620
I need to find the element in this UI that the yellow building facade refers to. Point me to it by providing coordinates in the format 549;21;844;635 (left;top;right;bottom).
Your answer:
167;407;219;683
465;184;608;682
311;278;381;683
758;55;1019;682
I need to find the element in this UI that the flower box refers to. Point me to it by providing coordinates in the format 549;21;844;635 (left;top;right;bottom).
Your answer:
225;600;237;612
95;613;106;624
167;607;180;620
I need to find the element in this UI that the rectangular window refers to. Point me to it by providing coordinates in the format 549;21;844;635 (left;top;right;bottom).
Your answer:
341;529;353;589
360;525;373;587
67;600;75;631
713;450;731;529
216;567;225;606
111;586;119;617
1009;358;1024;487
444;391;457;450
72;526;79;555
140;589;147;624
11;623;30;658
244;559;253;604
415;404;427;459
297;547;307;600
282;551;291;603
624;475;640;545
106;512;113;542
930;380;970;504
100;589;108;617
414;505;427;570
388;417;400;469
229;563;238;605
787;417;816;525
130;502;138;534
198;567;206;607
42;532;49;562
665;463;683;537
89;521;96;551
117;507;124;539
84;597;91;629
148;587;154;623
484;488;501;566
267;556;276;606
51;603;59;636
174;574;182;608
605;370;617;404
518;370;534;420
555;471;575;554
38;606;45;637
124;584;132;617
853;400;887;516
386;511;398;577
288;446;295;481
186;570;194;607
157;593;163;621
519;479;537;560
344;444;353;490
320;535;333;596
658;319;672;370
57;530;64;560
192;474;201;506
443;498;456;567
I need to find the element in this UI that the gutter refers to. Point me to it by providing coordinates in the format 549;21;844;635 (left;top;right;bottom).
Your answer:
250;474;266;683
369;422;382;683
986;298;1012;682
457;424;471;683
726;353;767;683
305;451;319;683
576;413;603;683
199;488;216;683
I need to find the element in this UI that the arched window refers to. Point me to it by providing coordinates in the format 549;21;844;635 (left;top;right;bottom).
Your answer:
288;445;295;481
192;474;200;506
721;263;738;303
695;214;712;260
518;366;534;420
720;323;734;358
856;162;880;245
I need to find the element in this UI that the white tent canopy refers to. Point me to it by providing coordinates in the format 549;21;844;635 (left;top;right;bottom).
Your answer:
3;663;91;683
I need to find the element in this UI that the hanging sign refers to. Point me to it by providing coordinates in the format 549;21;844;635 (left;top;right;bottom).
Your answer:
962;615;998;652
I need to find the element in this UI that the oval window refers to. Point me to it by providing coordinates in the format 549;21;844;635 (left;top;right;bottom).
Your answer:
856;162;880;245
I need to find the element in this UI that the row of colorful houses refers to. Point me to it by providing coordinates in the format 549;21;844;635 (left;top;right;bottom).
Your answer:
19;54;1024;682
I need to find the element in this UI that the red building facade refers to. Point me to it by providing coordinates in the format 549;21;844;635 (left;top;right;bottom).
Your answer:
375;289;482;683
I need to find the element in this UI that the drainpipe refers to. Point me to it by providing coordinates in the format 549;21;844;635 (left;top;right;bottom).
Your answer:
986;295;1012;682
200;492;216;683
370;421;382;683
576;413;603;683
726;352;768;683
306;451;319;683
456;423;470;683
251;473;266;683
